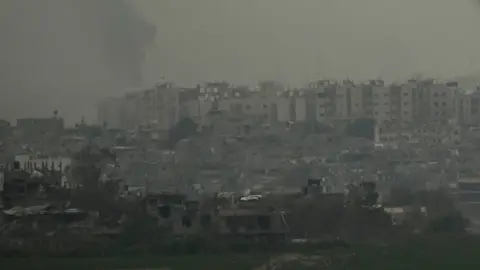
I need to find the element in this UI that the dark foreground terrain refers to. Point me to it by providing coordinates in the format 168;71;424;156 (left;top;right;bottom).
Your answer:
2;236;480;270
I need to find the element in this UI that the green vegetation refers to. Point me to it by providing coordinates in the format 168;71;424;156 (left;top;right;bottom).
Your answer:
167;117;198;148
281;236;480;270
344;117;375;140
3;236;480;270
0;254;265;270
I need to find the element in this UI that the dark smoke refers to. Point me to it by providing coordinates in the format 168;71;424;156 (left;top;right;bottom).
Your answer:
0;0;155;123
86;0;156;85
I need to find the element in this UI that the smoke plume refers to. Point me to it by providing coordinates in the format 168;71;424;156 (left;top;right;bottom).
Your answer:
0;0;155;123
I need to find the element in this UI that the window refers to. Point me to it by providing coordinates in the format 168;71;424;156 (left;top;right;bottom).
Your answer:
441;102;446;107
434;102;439;107
245;104;251;110
403;102;409;106
403;92;409;96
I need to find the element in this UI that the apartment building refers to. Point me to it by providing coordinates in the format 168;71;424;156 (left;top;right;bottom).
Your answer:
308;80;336;123
371;80;391;124
374;79;459;127
376;122;461;146
178;88;201;121
212;83;306;124
349;83;364;117
97;83;180;131
123;91;143;129
456;89;480;126
143;83;180;130
333;80;364;119
399;82;416;126
334;82;349;118
311;79;378;123
427;81;456;123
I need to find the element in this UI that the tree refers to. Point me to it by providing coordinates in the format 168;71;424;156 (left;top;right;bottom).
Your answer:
346;182;379;207
344;118;375;140
167;118;198;148
388;187;414;206
414;189;456;219
427;212;470;233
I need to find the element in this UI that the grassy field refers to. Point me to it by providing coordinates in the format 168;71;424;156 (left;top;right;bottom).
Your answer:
0;253;267;270
2;236;480;270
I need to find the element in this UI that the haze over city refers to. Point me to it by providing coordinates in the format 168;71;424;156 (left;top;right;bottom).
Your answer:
2;0;480;123
5;1;480;268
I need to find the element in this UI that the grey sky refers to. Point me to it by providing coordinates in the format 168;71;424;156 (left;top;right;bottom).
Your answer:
1;0;480;123
138;0;480;85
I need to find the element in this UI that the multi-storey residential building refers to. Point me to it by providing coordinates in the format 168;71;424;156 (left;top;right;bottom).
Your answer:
98;78;465;135
389;84;402;124
456;89;480;126
309;80;336;123
272;90;306;123
361;83;373;117
143;82;180;130
333;80;364;119
16;117;64;137
456;90;473;126
334;81;349;119
123;90;143;129
427;81;456;123
97;83;180;131
399;82;416;126
216;86;306;124
294;91;307;122
310;80;370;123
375;122;461;146
348;82;364;118
178;87;201;121
371;80;391;124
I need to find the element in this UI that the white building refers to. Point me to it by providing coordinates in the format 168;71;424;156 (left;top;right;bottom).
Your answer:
98;83;181;131
14;154;71;172
310;80;335;123
334;83;349;118
372;82;391;124
428;82;456;122
400;83;415;125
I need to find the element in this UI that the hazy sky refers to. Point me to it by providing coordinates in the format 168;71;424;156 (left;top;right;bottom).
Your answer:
138;0;480;85
2;0;480;123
